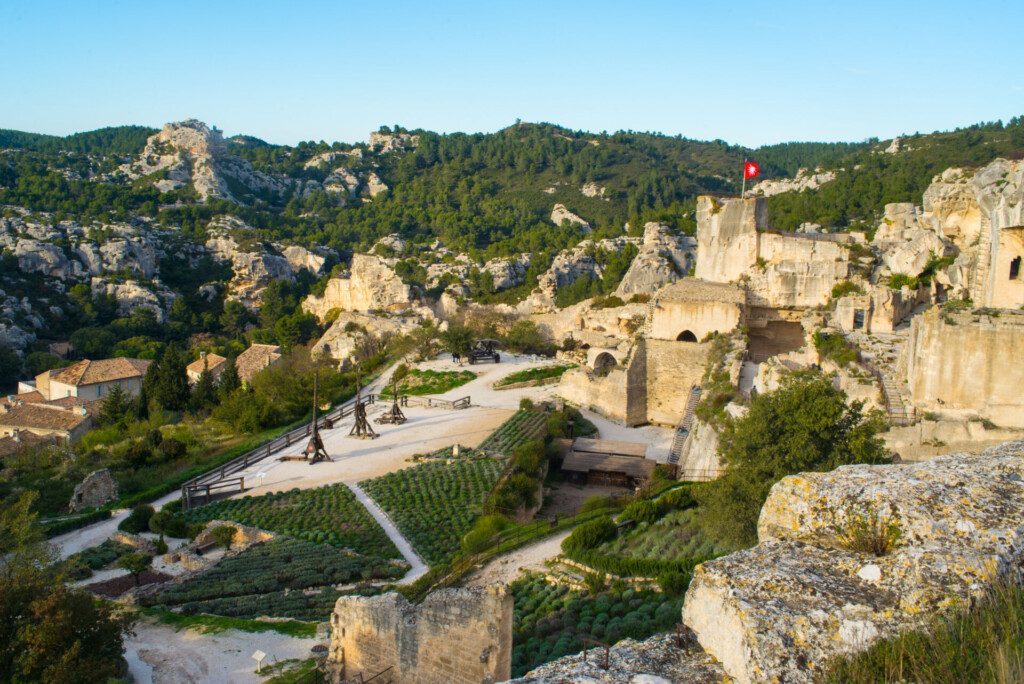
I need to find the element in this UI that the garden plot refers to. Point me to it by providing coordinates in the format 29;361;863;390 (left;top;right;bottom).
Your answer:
184;484;401;560
361;457;504;565
478;410;549;457
141;537;403;621
510;571;683;676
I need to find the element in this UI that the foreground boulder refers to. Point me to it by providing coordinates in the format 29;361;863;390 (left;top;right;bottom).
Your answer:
683;441;1024;683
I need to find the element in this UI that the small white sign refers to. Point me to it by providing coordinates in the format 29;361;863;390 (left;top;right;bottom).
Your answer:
252;650;267;673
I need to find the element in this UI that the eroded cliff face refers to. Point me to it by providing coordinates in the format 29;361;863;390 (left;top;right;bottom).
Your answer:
302;253;413;318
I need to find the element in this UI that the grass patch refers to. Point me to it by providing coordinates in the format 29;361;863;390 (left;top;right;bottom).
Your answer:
263;658;319;683
813;330;859;367
140;607;318;638
494;365;575;387
380;368;476;397
825;584;1024;683
477;410;549;457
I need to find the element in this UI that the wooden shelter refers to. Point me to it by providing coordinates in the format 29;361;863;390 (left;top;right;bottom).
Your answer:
561;438;654;487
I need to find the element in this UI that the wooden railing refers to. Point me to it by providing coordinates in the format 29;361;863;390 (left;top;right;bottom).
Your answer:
181;393;376;510
408;395;471;410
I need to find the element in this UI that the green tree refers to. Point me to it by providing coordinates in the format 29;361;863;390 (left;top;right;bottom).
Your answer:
0;345;21;391
697;371;890;547
219;300;252;338
0;493;131;682
152;345;190;411
190;366;217;412
97;384;130;426
118;552;153;587
217;352;241;399
441;324;474;357
23;351;65;376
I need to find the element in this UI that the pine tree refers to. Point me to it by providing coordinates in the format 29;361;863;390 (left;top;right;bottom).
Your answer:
218;352;241;400
98;384;130;426
190;367;216;412
152;345;189;411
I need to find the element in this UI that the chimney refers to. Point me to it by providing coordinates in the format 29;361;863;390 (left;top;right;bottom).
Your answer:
11;429;20;443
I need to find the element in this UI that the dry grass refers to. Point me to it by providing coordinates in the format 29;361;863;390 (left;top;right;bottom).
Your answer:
826;583;1024;683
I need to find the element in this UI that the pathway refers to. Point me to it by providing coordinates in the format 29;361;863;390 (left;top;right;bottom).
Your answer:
463;529;572;588
346;482;428;585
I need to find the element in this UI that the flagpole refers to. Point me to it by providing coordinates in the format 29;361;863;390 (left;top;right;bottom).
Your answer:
741;157;747;198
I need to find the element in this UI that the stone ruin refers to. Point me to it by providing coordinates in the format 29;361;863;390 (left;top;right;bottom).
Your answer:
69;468;118;511
327;586;512;684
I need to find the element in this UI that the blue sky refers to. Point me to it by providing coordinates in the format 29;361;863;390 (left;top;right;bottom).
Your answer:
2;0;1021;147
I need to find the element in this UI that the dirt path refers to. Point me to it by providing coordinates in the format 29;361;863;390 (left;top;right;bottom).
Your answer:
346;482;428;585
462;530;572;588
124;619;317;684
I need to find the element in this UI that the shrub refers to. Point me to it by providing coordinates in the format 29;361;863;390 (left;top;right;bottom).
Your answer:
149;510;189;538
657;570;690;596
209;525;238;550
618;500;660;524
462;514;512;554
519;397;535;410
563;516;617;554
813;330;859;367
579;495;614;513
157;437;187;460
835;506;902;556
888;273;919;290
512;439;545;477
154;535;169;554
830;280;865;301
657;487;696;513
591;295;625;310
118;504;155;534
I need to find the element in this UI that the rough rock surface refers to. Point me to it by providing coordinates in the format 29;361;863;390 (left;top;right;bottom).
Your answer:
551;204;592;232
69;468;118;511
580;182;607;199
511;632;724;683
616;223;694;296
368;131;419;152
302;254;412;318
90;277;175;321
483;254;532;291
684;442;1024;684
750;168;836;198
314;311;426;362
364;172;388;198
121;119;289;203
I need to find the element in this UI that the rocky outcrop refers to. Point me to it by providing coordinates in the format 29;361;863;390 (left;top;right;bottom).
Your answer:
872;203;950;276
550;204;591;232
323;167;360;197
483;254;532;291
750;168;836;198
121;119;290;203
580;182;606;199
368;131;419;153
302;254;412;319
314;311;426;362
364;172;388;198
90;277;176;321
615;222;694;296
12;239;72;278
512;632;724;683
683;441;1024;684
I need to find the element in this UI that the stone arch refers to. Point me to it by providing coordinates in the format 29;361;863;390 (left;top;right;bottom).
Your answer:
676;330;698;342
592;352;618;376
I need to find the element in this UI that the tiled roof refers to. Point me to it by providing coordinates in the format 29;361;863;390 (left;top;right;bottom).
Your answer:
186;353;227;376
562;451;656;479
3;390;45;407
0;431;55;457
49;358;151;387
236;344;282;383
0;402;90;433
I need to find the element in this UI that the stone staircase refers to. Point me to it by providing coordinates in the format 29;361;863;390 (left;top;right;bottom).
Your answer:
668;386;702;465
847;329;916;426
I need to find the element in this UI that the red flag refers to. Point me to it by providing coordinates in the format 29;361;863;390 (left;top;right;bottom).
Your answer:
744;161;760;180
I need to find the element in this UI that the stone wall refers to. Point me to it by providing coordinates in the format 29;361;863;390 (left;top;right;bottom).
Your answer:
69;468;118;511
902;307;1024;428
328;587;512;684
695;196;763;283
644;339;709;426
648;298;742;342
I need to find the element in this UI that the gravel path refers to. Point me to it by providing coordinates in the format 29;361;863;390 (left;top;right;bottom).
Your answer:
463;529;572;588
346;482;428;585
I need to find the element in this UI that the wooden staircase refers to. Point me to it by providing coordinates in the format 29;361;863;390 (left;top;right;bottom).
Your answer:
668;386;702;465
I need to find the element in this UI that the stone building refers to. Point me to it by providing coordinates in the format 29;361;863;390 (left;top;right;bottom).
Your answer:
235;343;282;384
28;357;150;401
186;352;227;384
69;468;118;511
327;587;512;684
647;279;745;342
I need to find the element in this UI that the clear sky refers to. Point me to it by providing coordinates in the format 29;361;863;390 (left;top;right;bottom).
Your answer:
2;0;1021;147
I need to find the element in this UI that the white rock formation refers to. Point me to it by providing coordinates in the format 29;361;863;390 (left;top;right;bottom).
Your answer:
580;182;606;198
368;131;419;153
302;254;412;318
615;223;694;296
750;168;836;198
364;172;388;198
483;254;531;291
121;119;290;203
90;277;175;321
550;204;591;232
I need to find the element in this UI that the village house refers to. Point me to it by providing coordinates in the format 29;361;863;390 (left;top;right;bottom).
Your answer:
0;397;97;442
186;352;227;384
235;343;282;384
23;357;151;401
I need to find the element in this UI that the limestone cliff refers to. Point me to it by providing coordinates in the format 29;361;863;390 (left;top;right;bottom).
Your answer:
615;222;694;297
302;254;412;319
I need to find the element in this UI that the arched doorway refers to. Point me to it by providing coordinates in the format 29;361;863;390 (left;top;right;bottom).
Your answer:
592;352;617;377
676;330;698;342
